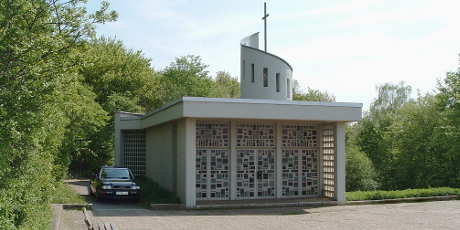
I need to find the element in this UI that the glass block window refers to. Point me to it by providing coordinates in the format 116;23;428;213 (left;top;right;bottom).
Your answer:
236;124;275;147
196;123;229;147
281;149;318;197
196;149;230;200
122;130;146;177
281;125;318;147
322;124;335;198
236;149;275;198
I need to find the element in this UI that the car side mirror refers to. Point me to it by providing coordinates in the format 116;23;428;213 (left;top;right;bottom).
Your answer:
92;173;98;178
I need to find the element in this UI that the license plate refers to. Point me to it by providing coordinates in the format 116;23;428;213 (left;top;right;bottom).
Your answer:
116;191;128;195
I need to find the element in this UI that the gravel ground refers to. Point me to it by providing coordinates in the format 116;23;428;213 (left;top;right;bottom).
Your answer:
59;179;460;230
88;200;460;230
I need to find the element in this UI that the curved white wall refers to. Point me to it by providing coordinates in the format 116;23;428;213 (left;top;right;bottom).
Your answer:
240;33;293;100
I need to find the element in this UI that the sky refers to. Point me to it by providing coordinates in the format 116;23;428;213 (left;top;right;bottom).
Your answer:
86;0;460;111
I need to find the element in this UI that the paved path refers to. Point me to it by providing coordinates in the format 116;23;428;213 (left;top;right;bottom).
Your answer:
63;179;460;229
89;201;460;229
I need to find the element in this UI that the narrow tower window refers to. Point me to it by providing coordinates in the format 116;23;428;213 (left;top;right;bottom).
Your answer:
251;64;255;83
276;73;280;92
287;79;291;98
242;60;246;79
263;68;268;87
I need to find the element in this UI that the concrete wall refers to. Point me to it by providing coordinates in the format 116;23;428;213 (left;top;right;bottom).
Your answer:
146;122;174;191
176;118;196;208
240;45;293;100
114;112;143;166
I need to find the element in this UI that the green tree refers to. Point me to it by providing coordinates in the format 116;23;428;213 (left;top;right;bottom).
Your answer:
157;55;214;106
435;70;460;187
293;79;336;102
80;37;160;113
393;93;449;188
56;79;108;179
357;81;412;190
74;37;159;173
212;71;240;98
0;0;116;228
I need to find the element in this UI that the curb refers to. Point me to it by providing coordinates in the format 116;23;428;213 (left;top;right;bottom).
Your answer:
151;200;339;210
194;200;339;210
346;195;459;205
52;204;93;230
52;203;118;230
151;204;187;210
51;204;62;230
62;203;93;210
150;196;459;210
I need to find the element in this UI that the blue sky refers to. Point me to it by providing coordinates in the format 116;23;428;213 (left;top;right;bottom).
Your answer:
86;0;460;110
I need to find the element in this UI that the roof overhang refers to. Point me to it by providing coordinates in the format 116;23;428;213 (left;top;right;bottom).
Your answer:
116;97;363;129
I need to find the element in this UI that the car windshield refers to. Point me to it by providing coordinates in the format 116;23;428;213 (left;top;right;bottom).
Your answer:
100;168;131;179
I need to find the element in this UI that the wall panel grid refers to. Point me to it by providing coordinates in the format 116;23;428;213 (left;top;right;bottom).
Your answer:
322;124;335;198
236;149;275;198
121;130;146;177
196;149;229;200
281;149;319;196
281;125;318;148
196;123;229;147
236;124;275;147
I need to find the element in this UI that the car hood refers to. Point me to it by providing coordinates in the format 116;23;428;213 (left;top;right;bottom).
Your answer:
101;180;137;185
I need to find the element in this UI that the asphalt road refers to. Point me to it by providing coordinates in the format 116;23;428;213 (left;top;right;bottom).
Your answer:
62;179;460;230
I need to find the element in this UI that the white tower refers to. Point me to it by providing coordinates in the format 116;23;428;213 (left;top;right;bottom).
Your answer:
240;33;293;100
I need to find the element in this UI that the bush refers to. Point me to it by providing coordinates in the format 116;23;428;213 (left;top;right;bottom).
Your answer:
346;146;379;191
346;187;460;201
136;177;180;207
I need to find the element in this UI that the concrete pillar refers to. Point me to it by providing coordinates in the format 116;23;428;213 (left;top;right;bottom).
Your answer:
230;121;237;200
114;112;122;166
177;118;196;208
335;122;346;204
276;122;283;198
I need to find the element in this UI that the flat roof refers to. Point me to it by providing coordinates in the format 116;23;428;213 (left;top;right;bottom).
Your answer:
117;97;362;129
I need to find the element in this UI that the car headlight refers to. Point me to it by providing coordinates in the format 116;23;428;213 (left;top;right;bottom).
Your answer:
132;185;140;190
102;185;112;189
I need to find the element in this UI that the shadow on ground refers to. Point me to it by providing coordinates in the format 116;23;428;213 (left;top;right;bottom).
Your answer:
65;179;322;217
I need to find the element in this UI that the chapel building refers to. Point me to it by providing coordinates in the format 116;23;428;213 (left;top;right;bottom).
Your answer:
114;33;362;208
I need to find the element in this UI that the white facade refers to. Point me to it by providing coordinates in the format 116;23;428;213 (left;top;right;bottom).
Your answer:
113;34;362;208
115;98;362;208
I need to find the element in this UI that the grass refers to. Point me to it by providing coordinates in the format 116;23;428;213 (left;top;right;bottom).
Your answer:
346;187;460;201
136;177;181;207
51;182;87;204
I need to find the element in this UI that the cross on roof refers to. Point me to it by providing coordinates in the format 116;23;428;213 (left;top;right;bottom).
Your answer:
262;2;269;52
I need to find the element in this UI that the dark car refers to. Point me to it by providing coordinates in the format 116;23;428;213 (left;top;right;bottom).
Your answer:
89;166;141;202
